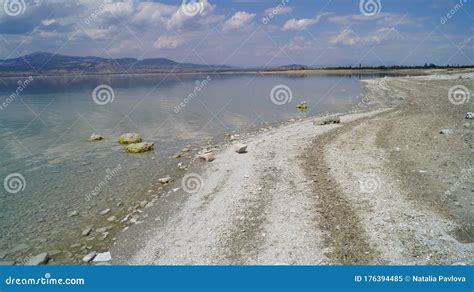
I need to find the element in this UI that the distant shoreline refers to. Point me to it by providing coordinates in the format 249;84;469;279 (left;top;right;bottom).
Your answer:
2;66;474;79
257;67;474;76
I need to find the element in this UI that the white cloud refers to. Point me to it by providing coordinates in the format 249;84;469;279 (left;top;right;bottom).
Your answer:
286;36;312;51
154;35;185;49
222;11;256;31
330;27;402;46
282;14;327;31
167;0;220;30
263;5;293;16
330;28;360;46
328;13;423;27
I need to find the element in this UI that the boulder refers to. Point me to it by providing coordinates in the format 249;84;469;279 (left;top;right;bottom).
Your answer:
466;112;474;119
93;251;111;262
118;133;142;144
25;253;49;266
234;143;248;154
82;251;97;263
198;152;215;162
88;133;103;142
126;142;154;153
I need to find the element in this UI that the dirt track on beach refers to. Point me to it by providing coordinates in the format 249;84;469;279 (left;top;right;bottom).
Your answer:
114;71;474;265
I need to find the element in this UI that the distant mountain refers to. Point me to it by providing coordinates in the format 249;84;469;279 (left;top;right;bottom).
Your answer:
0;52;236;76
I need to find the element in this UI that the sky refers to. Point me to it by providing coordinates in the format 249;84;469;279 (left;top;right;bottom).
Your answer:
0;0;472;67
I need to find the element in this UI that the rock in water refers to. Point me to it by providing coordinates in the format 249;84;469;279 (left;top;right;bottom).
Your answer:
88;133;104;142
118;133;142;144
82;251;97;263
67;210;79;217
126;142;154;153
82;227;92;237
466;112;474;119
198;152;216;162
297;102;308;112
234;143;248;154
439;129;453;135
158;176;172;184
25;253;49;265
99;209;111;215
93;252;111;262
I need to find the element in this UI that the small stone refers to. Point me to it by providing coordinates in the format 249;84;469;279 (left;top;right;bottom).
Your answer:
25;253;49;266
82;227;92;236
67;210;79;217
234;143;248;154
99;209;111;215
93;252;112;262
198;152;215;162
158;176;172;184
107;216;117;222
439;129;453;135
181;148;190;152
319;116;341;125
70;244;81;248
139;201;148;208
465;112;474;119
88;133;103;142
96;226;112;233
82;251;97;263
297;101;308;112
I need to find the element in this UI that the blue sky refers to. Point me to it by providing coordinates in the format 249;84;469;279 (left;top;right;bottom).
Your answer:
0;0;472;67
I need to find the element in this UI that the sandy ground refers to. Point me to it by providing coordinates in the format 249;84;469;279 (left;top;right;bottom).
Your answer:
113;71;473;265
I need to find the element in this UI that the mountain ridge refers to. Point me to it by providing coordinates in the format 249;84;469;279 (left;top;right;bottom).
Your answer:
0;52;237;76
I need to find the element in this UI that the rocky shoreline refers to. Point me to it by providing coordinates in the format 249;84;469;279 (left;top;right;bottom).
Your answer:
110;70;473;265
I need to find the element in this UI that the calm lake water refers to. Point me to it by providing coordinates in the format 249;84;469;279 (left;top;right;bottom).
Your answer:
0;73;369;264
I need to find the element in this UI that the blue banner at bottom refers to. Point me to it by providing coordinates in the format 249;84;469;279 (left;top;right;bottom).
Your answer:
0;266;472;291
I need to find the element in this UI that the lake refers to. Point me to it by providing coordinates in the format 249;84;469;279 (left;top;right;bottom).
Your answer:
0;73;370;264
